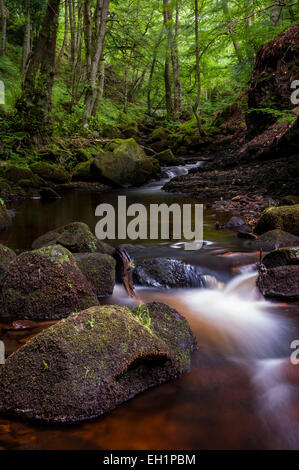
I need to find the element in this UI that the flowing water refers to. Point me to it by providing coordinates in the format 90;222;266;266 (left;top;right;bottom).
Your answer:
0;163;299;450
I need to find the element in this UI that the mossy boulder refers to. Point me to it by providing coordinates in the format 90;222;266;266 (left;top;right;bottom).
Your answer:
72;159;103;182
151;127;169;142
156;149;177;166
3;165;43;188
0;245;99;321
30;162;71;184
133;258;216;289
74;253;116;297
31;222;114;256
93;138;156;186
0;199;12;231
0;302;196;423
0;244;16;282
245;229;299;251
74;148;93;162
254;205;299;237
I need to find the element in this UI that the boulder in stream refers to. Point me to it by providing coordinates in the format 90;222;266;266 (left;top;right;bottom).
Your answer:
32;222;114;255
255;205;299;237
133;258;217;289
245;229;299;251
262;246;299;269
0;302;197;423
0;245;99;321
74;253;116;297
257;264;299;302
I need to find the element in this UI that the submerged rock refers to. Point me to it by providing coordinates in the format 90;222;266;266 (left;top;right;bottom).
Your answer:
133;258;216;289
0;200;12;231
257;265;299;302
0;244;16;282
0;302;197;423
0;245;99;321
254;205;299;237
74;253;116;297
32;222;114;255
245;229;299;251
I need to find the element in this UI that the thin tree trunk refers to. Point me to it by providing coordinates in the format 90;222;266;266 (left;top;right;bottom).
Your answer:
222;0;243;63
84;0;110;124
147;29;163;115
21;0;31;73
193;0;204;135
92;55;105;116
16;0;61;137
55;0;69;71
0;0;7;57
171;0;182;118
163;0;173;121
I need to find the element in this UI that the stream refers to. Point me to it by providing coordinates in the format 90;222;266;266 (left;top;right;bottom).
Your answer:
0;162;299;450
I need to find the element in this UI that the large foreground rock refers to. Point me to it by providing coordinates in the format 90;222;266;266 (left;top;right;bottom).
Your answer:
133;258;217;289
0;200;12;231
257;265;299;302
0;244;16;282
74;253;116;297
0;245;99;321
32;222;114;255
255;205;299;237
93;138;158;186
262;247;299;269
0;302;197;423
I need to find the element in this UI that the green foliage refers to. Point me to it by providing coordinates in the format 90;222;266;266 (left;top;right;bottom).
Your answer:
134;305;152;330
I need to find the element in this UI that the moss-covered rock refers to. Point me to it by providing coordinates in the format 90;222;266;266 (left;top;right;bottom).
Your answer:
3;165;43;188
72;159;103;182
151;127;169;142
0;302;196;423
93;138;156;186
0;245;99;321
31;222;114;255
0;199;12;231
30;162;71;184
254;205;299;236
74;148;93;162
155;149;177;165
74;253;116;297
0;244;16;282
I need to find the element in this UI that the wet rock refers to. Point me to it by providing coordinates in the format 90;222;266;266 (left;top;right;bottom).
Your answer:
133;258;216;289
0;244;16;281
0;302;197;423
245;229;299;251
72;160;100;182
31;222;114;256
0;245;99;321
40;187;61;200
0;200;12;231
30;162;71;184
254;205;299;237
74;253;116;297
257;265;299;302
261;247;299;269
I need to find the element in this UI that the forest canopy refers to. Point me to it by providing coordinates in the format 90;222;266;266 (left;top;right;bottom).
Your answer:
0;0;298;139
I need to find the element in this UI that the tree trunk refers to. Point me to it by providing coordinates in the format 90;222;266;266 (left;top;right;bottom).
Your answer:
171;0;182;118
15;0;61;138
193;0;204;135
92;55;105;116
84;0;110;124
222;0;243;63
163;0;173;121
55;0;69;71
0;0;7;57
21;0;31;73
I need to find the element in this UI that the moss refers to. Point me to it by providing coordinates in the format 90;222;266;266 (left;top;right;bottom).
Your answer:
156;149;176;165
151;127;169;142
0;244;16;282
74;253;116;297
0;200;12;231
3;165;43;188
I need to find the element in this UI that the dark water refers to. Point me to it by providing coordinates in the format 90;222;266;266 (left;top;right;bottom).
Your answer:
1;165;299;450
